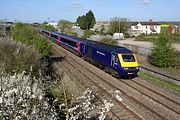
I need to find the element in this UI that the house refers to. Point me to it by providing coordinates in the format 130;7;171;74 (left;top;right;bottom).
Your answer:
48;22;58;29
130;21;161;36
167;25;180;34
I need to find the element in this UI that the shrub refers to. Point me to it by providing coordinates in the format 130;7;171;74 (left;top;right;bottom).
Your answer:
12;23;51;58
40;24;57;32
148;34;178;68
100;38;118;45
0;72;59;119
82;30;95;38
0;39;41;75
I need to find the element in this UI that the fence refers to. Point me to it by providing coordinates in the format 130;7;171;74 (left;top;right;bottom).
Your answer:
118;43;152;57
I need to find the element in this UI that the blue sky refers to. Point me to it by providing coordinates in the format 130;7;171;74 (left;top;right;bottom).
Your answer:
0;0;180;23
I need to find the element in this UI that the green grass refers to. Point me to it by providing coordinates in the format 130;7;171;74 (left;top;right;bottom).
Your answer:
139;71;180;93
135;34;180;44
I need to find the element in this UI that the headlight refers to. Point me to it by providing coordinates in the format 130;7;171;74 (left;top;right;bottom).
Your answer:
123;67;129;70
136;67;139;69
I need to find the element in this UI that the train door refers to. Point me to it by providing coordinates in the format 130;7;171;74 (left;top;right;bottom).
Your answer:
87;47;93;58
81;44;86;54
111;53;118;69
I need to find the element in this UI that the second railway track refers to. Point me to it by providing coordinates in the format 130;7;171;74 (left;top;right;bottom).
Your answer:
52;43;180;120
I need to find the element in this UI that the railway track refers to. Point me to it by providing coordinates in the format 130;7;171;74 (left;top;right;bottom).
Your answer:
52;43;180;120
140;66;180;85
53;46;141;119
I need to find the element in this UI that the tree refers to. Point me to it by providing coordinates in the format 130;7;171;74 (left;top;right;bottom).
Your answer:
76;10;96;30
85;10;96;29
58;20;72;33
148;34;178;68
76;15;86;30
108;17;130;36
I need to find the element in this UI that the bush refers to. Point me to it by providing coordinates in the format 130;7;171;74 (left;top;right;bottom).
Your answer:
40;24;57;32
0;39;41;75
0;72;60;119
12;23;51;58
100;38;118;45
148;34;178;68
82;30;95;38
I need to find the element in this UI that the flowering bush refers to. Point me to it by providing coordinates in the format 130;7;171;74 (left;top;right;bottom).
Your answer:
0;72;59;120
0;71;120;120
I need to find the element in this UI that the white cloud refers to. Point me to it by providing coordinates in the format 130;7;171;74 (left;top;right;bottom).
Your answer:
72;1;83;9
143;0;151;4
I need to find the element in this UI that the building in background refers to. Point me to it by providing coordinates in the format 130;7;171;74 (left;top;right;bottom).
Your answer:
48;22;58;29
130;20;161;36
167;25;180;34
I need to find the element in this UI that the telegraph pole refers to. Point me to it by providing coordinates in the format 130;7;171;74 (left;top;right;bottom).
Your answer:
119;18;120;39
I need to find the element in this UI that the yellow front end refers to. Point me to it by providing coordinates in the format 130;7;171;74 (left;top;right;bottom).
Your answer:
118;54;139;77
118;54;139;67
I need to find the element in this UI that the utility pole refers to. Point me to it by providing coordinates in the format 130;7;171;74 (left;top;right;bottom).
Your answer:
119;18;120;39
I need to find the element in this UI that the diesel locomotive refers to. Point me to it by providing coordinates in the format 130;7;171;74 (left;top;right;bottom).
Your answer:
38;28;139;77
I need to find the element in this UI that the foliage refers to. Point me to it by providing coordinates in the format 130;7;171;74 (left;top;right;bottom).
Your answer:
76;15;87;30
0;72;59;119
40;24;57;32
99;25;105;35
82;30;95;38
65;88;115;120
161;26;168;33
76;10;96;30
58;20;73;33
85;10;96;29
0;72;116;120
139;71;180;92
0;39;41;75
100;38;118;45
108;17;130;35
135;33;180;44
171;33;180;43
12;23;51;58
148;34;178;68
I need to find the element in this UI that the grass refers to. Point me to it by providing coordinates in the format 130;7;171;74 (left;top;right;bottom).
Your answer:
139;71;180;93
135;34;180;44
137;54;180;77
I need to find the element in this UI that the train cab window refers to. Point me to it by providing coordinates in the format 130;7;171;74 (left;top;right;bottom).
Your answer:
122;55;135;62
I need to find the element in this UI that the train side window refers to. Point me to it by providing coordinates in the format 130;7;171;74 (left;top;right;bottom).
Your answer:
50;34;58;39
112;55;115;61
115;57;119;63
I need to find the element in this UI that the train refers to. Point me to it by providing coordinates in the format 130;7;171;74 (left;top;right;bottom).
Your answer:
37;28;139;78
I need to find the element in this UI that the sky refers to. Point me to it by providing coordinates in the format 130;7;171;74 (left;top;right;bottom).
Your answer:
0;0;180;23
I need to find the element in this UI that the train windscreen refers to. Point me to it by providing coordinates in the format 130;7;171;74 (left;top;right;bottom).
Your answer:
122;55;135;62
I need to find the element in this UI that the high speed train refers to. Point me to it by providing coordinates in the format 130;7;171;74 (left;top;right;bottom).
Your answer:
38;28;139;78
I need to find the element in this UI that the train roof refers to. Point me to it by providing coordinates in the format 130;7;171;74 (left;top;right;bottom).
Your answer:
83;40;133;53
54;32;84;43
54;31;133;54
40;28;133;54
